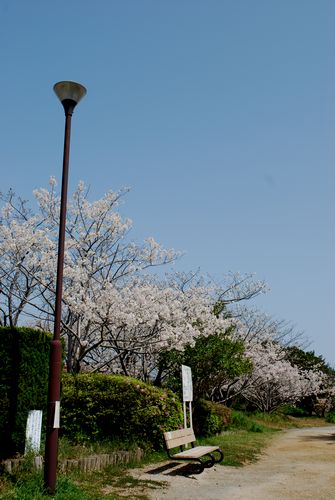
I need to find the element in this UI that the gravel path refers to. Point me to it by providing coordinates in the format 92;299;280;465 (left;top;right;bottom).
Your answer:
131;426;335;499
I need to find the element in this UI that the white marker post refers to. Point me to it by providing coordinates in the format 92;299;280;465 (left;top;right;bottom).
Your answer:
25;410;43;454
181;365;193;429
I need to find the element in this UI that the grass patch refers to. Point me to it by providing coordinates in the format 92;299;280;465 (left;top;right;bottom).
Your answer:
230;410;269;432
66;466;164;499
252;412;332;429
0;467;163;500
0;472;90;500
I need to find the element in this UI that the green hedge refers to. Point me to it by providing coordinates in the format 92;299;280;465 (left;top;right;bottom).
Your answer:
193;399;232;437
325;412;335;423
61;373;183;449
0;327;52;458
281;404;309;417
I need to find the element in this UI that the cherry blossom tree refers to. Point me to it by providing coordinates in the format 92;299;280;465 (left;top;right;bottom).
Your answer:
0;180;268;374
77;278;235;378
314;376;335;416
232;341;324;412
231;306;305;347
0;180;177;365
0;190;52;327
58;269;267;375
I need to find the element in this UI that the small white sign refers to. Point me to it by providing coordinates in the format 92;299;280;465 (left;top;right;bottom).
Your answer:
53;401;60;429
182;365;193;402
25;410;43;454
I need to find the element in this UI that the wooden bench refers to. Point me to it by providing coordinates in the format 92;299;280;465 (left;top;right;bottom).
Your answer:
163;428;224;474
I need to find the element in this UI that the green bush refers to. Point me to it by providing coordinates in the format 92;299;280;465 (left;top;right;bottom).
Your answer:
193;399;231;437
61;373;183;450
230;410;265;432
231;410;251;429
248;422;264;433
281;405;309;417
0;327;52;459
325;412;335;423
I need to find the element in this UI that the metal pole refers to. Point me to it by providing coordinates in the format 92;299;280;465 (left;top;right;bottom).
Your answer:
44;106;73;495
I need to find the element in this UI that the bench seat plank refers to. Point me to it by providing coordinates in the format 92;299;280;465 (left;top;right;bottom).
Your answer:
172;445;220;459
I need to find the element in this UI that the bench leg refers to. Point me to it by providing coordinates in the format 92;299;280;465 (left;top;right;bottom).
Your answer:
194;459;205;474
203;454;215;468
212;449;224;464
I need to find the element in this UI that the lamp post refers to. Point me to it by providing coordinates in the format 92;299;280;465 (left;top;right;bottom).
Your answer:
44;81;86;495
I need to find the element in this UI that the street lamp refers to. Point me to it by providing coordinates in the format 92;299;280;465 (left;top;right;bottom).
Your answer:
44;81;86;495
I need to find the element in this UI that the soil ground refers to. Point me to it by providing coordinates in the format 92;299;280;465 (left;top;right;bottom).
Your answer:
131;426;335;499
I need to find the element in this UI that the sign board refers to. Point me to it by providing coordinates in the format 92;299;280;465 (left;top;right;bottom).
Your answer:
25;410;43;454
181;365;193;402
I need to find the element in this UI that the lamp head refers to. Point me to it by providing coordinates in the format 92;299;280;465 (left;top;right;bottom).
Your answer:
53;81;87;115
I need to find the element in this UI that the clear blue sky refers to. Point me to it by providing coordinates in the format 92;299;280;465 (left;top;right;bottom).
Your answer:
1;1;334;364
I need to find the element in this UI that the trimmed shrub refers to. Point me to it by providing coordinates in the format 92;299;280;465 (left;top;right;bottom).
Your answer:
61;373;183;450
229;410;267;432
193;399;232;437
281;405;309;417
0;327;52;458
325;412;335;423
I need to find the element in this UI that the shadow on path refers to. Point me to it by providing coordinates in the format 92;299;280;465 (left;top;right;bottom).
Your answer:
300;432;335;443
144;462;202;477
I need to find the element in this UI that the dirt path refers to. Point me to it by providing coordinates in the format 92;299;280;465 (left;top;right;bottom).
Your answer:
131;426;335;499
